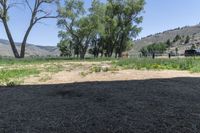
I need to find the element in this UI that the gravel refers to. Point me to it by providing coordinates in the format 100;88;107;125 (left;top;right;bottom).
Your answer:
0;77;200;133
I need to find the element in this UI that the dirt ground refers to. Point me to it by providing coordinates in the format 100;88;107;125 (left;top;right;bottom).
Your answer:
1;62;200;132
24;61;200;85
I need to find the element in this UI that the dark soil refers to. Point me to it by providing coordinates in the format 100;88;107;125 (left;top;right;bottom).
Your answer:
0;77;200;133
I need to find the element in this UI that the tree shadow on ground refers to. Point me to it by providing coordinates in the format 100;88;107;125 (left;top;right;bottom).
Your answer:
0;77;200;133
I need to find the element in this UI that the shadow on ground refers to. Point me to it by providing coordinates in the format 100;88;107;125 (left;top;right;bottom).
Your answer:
0;77;200;133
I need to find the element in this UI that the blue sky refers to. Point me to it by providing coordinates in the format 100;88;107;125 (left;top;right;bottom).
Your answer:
0;0;200;46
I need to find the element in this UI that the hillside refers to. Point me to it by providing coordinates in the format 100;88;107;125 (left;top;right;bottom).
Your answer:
0;39;60;57
130;24;200;55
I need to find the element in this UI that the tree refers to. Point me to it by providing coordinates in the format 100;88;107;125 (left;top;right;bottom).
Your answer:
166;39;171;47
57;0;84;58
105;0;145;57
0;0;58;58
57;40;72;57
185;35;190;44
88;0;106;58
57;0;145;59
191;44;196;50
140;43;167;56
140;47;148;56
175;47;178;55
173;35;181;42
57;0;98;59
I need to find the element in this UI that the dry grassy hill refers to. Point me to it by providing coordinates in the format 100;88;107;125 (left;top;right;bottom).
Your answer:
0;39;60;57
130;24;200;55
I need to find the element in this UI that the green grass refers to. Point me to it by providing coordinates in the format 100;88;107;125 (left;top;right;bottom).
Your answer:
113;57;200;73
0;57;116;66
0;68;40;86
0;57;64;65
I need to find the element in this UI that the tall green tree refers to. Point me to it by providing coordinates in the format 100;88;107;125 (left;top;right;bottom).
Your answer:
185;35;190;44
104;1;120;57
57;0;85;57
57;0;145;59
88;0;106;57
57;0;97;59
106;0;145;57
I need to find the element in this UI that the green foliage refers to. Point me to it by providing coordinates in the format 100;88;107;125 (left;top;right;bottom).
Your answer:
57;40;72;57
113;58;200;72
6;81;19;87
90;66;102;73
173;35;181;42
185;35;190;44
175;47;179;55
0;68;40;85
140;43;167;56
104;0;145;57
166;39;171;47
57;0;145;59
191;44;196;50
57;0;98;59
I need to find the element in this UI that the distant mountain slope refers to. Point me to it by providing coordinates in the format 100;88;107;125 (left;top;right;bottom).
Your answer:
0;39;60;57
130;24;200;55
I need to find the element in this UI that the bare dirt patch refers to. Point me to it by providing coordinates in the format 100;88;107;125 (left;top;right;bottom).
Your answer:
24;67;200;85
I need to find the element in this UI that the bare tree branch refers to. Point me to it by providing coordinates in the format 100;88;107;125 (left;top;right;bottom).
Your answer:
24;0;33;13
0;0;59;58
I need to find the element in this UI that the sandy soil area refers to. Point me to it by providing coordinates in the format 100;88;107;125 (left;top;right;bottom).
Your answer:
24;69;200;85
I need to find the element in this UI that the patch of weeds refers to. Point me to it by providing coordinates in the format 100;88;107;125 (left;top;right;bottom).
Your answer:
90;66;102;73
113;58;200;73
39;74;52;82
6;81;19;87
80;72;89;77
80;65;118;77
68;63;83;70
46;64;64;73
0;68;40;86
108;66;120;72
102;67;109;72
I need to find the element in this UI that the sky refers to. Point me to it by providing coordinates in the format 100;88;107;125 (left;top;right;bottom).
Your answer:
0;0;200;46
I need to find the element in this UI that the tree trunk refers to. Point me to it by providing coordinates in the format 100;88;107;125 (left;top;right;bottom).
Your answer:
118;33;125;58
80;48;86;59
20;24;34;58
80;45;87;60
80;53;85;59
2;20;20;58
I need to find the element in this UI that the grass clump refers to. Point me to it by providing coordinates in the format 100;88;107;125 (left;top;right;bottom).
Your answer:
0;68;40;86
90;66;102;73
46;64;64;73
39;74;52;82
6;81;19;87
80;72;88;77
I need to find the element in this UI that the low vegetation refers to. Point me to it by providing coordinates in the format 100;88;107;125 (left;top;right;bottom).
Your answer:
0;68;39;86
140;42;167;56
1;57;200;86
113;57;200;72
